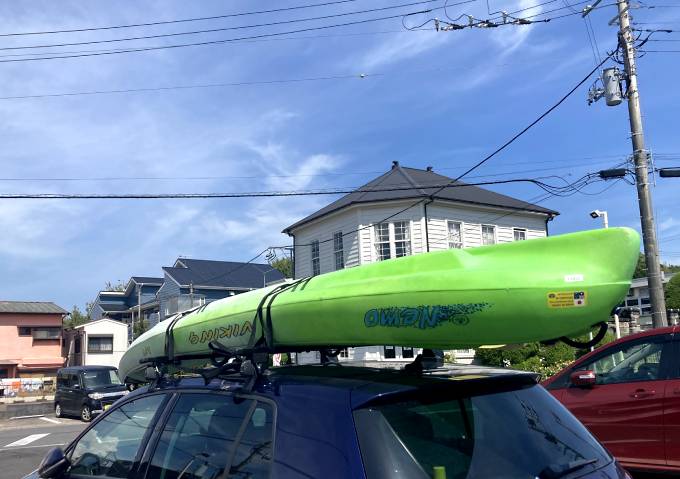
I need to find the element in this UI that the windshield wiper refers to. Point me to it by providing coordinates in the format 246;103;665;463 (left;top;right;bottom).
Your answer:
537;458;598;479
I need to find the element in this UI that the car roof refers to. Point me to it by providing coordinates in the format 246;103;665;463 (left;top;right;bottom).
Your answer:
130;364;539;408
59;365;117;372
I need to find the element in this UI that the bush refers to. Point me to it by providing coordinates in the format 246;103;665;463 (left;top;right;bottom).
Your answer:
475;332;616;379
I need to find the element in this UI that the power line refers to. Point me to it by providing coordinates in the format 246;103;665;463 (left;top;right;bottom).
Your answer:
291;55;612;249
0;29;430;60
0;0;444;52
0;178;568;199
0;0;371;37
0;8;440;63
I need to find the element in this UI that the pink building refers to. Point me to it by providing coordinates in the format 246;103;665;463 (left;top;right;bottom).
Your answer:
0;301;67;378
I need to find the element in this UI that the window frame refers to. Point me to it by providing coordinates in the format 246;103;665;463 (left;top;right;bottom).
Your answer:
31;326;61;340
140;390;277;479
64;391;171;478
18;326;32;336
333;231;345;270
383;346;396;359
311;240;320;276
374;221;412;261
447;221;464;249
481;224;496;246
513;228;527;241
571;334;674;386
87;335;114;354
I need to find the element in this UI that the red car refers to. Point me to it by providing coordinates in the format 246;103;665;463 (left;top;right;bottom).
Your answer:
543;325;680;473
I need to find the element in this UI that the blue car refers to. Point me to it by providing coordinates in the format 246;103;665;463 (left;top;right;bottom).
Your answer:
28;363;630;479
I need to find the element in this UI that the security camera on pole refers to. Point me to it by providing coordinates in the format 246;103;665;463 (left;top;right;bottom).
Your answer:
584;0;667;328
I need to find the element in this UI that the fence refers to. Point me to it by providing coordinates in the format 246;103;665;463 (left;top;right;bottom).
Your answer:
0;377;56;398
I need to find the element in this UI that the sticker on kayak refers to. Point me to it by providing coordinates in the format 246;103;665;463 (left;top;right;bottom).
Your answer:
564;274;584;283
547;291;587;308
364;303;491;330
188;320;252;344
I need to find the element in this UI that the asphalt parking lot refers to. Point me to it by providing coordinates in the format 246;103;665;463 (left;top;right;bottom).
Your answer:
0;415;85;478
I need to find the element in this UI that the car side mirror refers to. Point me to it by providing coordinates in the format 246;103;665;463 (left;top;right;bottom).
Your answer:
570;370;597;387
38;447;70;478
72;384;80;390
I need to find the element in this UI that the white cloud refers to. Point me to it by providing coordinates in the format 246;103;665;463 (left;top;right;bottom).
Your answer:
357;31;451;71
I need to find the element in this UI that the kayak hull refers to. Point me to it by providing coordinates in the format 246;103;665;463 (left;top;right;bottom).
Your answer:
119;227;639;382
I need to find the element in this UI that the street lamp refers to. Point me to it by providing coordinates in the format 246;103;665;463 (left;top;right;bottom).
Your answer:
589;209;609;228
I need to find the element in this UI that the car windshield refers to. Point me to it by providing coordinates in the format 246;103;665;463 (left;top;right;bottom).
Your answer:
354;382;611;479
82;369;122;389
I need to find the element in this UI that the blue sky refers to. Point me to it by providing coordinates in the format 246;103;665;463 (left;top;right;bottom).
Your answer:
0;0;678;311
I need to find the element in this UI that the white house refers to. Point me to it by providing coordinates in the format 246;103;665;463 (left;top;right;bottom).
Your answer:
64;319;129;369
283;162;559;365
623;272;676;322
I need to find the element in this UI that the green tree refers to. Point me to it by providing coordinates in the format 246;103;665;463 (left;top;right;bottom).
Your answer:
133;319;149;340
666;273;680;310
105;280;126;291
64;305;90;329
633;253;647;278
270;257;293;278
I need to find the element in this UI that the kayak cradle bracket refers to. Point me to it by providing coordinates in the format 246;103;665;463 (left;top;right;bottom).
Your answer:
541;322;609;349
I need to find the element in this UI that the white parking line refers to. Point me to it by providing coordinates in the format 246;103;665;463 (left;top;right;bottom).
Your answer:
0;442;64;452
39;417;61;425
3;433;50;448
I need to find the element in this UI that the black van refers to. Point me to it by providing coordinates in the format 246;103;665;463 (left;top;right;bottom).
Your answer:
54;366;128;422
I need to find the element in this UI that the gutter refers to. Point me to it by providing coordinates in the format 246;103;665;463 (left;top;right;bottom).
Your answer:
423;197;434;252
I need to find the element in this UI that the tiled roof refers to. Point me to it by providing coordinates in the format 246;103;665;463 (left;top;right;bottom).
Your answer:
0;301;67;314
165;259;285;289
284;164;559;233
130;276;163;285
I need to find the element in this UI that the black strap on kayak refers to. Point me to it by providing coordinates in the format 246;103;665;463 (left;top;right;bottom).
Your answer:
542;322;609;349
559;322;609;349
249;278;310;350
165;303;209;363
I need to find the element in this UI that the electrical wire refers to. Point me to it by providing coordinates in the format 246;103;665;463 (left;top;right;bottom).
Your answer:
0;29;433;60
0;0;372;37
0;0;443;52
0;8;440;63
0;156;635;183
289;55;613;249
0;178;571;199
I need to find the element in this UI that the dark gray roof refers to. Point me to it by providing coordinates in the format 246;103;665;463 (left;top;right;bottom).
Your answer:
165;259;285;289
283;164;559;233
98;303;129;312
0;301;67;314
131;276;163;285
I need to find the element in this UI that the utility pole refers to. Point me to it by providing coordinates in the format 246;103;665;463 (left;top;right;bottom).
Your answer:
616;0;667;327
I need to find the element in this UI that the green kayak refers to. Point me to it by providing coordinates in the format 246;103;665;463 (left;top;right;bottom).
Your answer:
119;227;639;383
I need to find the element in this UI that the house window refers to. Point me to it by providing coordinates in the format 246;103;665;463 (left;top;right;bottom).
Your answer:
374;223;391;261
447;221;464;249
513;228;527;241
384;346;396;359
311;240;320;276
333;232;344;270
481;225;496;245
402;347;414;359
394;221;411;258
88;336;114;354
32;327;61;340
18;326;32;336
339;348;350;358
374;221;411;261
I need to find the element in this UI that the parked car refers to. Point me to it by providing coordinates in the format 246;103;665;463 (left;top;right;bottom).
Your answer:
54;366;129;422
543;325;679;473
29;363;630;479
